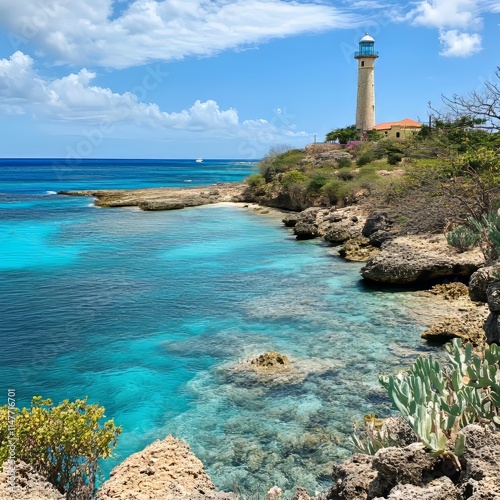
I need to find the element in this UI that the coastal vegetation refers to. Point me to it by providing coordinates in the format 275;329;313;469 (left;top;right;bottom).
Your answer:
352;339;500;460
0;397;121;497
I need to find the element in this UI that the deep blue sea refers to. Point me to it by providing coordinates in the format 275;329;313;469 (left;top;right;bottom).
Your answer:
0;158;434;496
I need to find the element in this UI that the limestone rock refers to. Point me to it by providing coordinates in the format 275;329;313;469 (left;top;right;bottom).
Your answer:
0;461;64;500
421;312;487;345
250;351;290;373
484;312;500;345
327;454;378;499
372;446;439;488
368;230;393;247
323;423;500;500
361;235;484;284
61;183;247;211
428;282;469;300
283;213;301;227
291;486;311;500
294;223;320;240
338;237;379;262
362;212;389;239
324;227;352;243
457;423;500;498
486;282;500;312
468;262;500;302
98;435;236;500
381;476;458;500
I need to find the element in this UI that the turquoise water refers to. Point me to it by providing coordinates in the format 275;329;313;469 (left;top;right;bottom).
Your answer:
0;159;434;496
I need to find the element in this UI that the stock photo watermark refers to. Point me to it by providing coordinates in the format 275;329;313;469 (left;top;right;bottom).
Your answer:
6;388;16;492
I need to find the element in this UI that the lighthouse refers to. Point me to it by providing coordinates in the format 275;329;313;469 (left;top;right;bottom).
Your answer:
355;33;378;131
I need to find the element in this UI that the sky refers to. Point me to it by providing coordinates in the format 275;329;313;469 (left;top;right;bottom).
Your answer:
0;0;499;159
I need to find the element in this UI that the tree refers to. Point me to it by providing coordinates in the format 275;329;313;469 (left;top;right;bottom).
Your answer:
325;125;360;144
0;397;121;497
444;67;500;131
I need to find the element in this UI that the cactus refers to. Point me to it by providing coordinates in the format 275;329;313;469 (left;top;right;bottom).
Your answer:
356;339;500;457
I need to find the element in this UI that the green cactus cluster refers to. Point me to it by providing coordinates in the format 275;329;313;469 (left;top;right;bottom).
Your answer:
352;339;500;457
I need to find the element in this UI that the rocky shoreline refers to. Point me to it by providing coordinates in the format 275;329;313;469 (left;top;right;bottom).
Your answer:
8;183;489;498
58;182;248;211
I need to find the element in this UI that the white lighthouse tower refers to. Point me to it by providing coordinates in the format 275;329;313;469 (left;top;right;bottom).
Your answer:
355;33;378;131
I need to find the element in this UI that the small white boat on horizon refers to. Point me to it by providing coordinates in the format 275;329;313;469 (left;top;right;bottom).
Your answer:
195;158;203;163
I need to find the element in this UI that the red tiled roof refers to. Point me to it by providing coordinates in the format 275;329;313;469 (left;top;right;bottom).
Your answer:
372;118;422;131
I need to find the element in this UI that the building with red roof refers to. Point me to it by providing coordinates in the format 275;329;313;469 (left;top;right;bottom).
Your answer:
372;118;422;139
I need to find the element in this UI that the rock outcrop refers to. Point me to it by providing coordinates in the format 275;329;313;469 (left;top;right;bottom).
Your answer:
361;235;484;284
318;423;500;499
483;282;500;344
0;461;64;500
338;237;380;262
281;206;389;261
98;435;236;499
421;309;487;345
468;261;500;302
249;351;290;373
60;183;248;211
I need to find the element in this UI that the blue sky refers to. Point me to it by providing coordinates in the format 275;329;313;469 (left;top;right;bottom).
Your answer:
0;0;499;159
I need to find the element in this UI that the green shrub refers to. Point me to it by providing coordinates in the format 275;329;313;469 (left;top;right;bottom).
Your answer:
337;157;352;169
357;152;374;166
281;170;309;189
307;172;330;194
446;225;480;252
321;179;351;204
468;214;500;260
0;397;121;496
337;168;355;181
245;173;265;188
352;339;500;457
387;152;403;165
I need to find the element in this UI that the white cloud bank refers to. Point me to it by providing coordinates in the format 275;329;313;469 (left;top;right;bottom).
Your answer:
0;51;307;141
403;0;490;57
438;29;482;56
0;0;363;69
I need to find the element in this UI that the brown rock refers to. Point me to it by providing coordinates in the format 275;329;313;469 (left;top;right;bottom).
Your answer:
457;424;500;498
327;454;378;499
291;486;311;499
486;282;500;312
250;351;290;373
381;476;458;499
421;313;486;345
372;446;440;488
98;435;236;499
0;461;64;499
428;282;469;300
469;262;500;302
60;183;247;211
339;237;379;262
361;235;484;284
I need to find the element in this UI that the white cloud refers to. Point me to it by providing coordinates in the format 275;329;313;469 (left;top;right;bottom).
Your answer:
0;51;307;141
438;29;483;56
402;0;492;57
0;0;363;69
410;0;482;29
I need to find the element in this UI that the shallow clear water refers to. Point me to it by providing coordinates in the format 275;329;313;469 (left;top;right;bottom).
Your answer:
0;159;434;496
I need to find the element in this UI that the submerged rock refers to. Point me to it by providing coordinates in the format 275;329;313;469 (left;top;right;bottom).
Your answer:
98;435;236;499
361;235;484;284
250;351;290;373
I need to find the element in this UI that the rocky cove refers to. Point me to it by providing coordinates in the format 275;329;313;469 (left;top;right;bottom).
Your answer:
34;174;500;499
